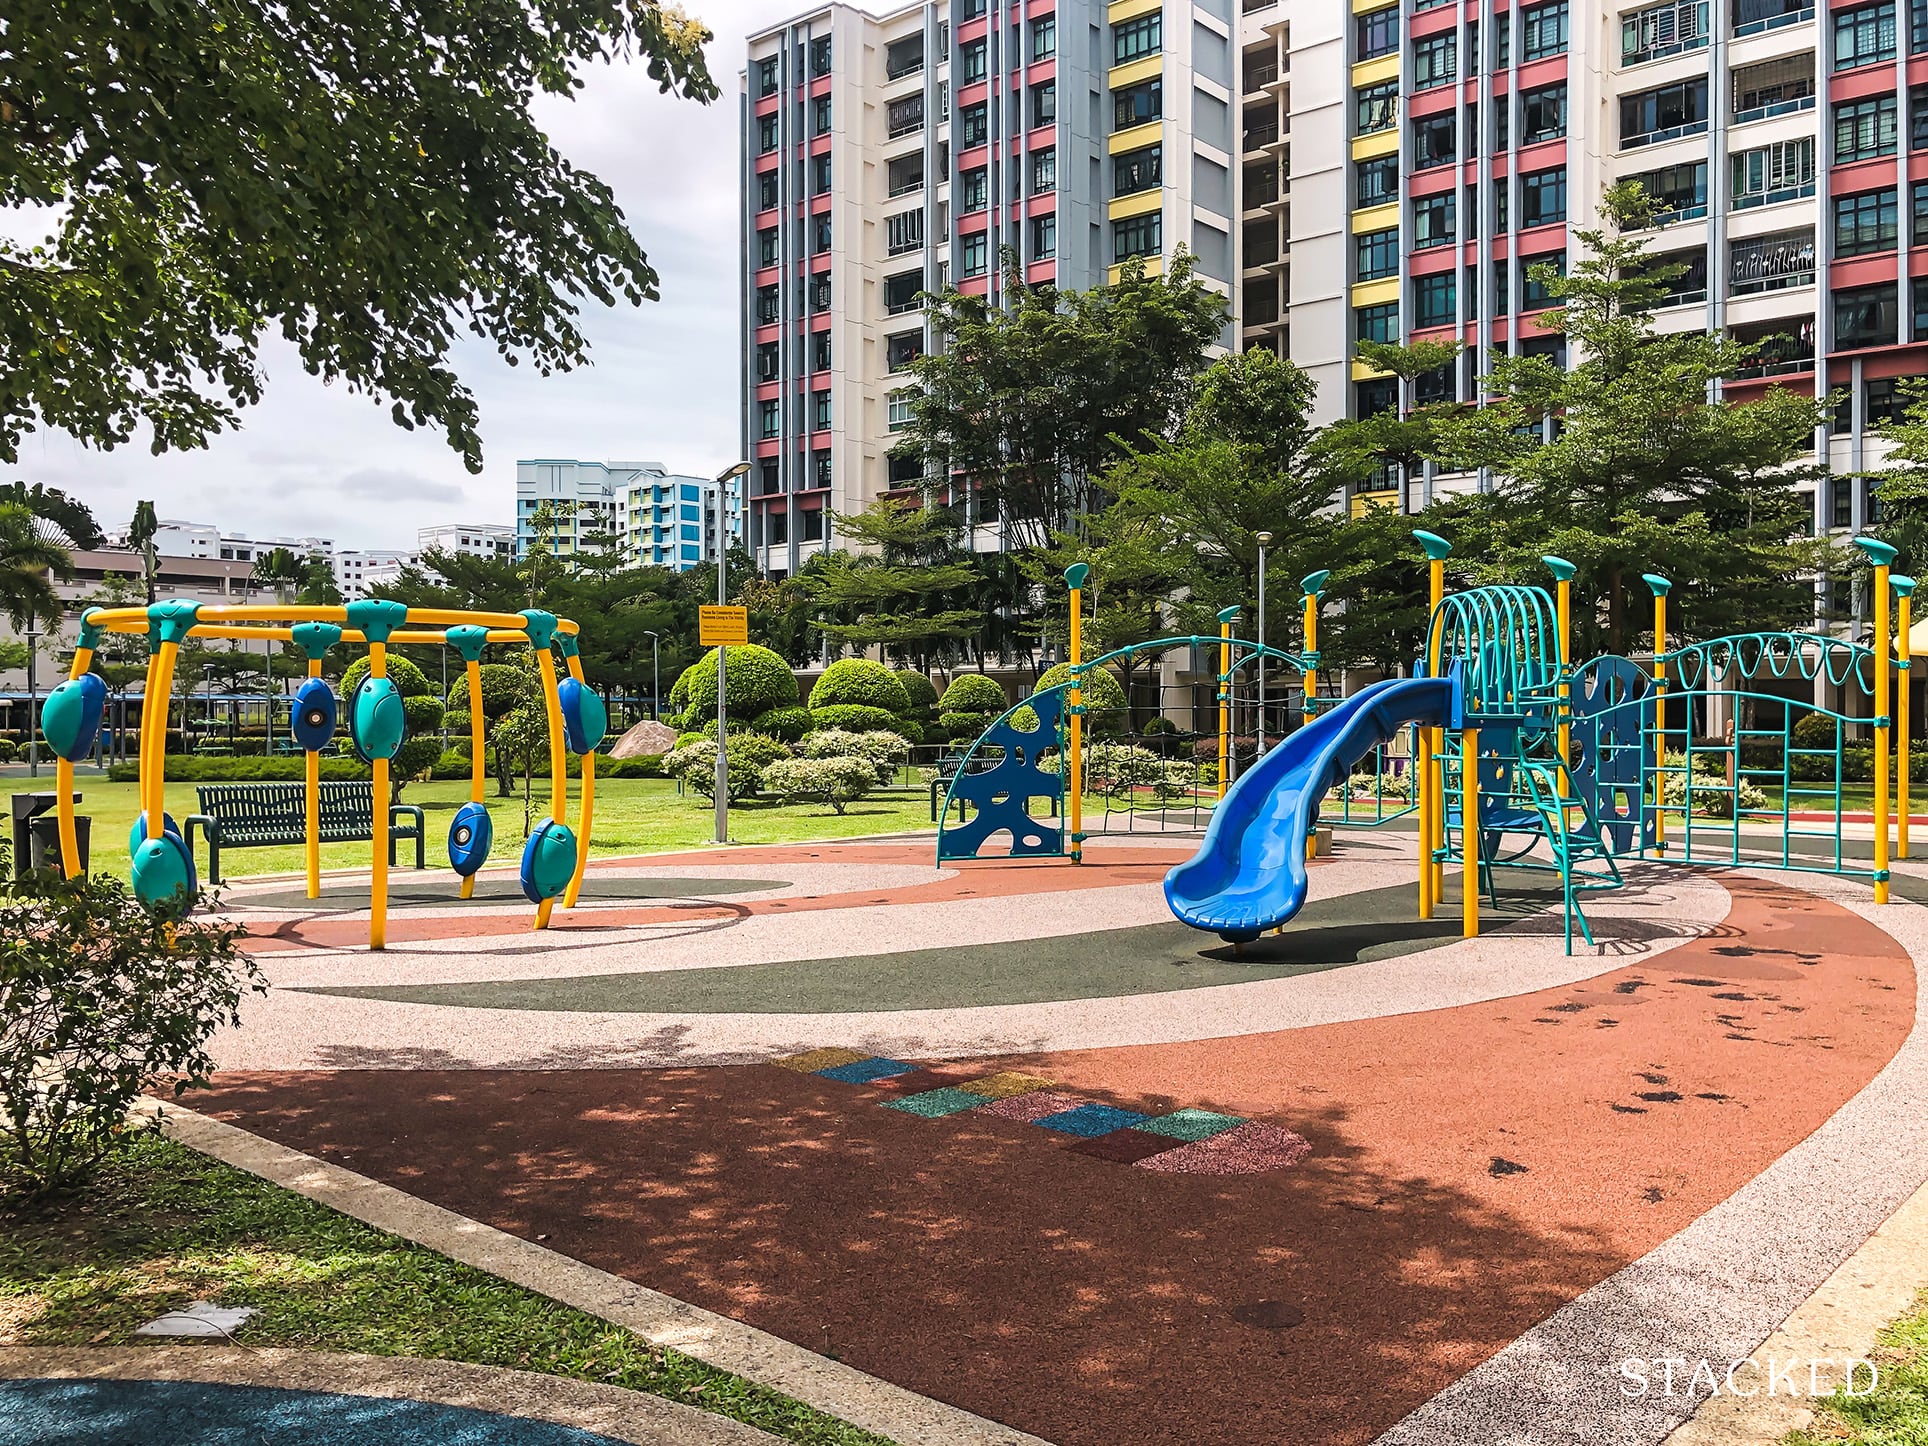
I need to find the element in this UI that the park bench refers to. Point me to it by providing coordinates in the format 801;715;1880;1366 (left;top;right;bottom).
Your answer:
184;781;426;885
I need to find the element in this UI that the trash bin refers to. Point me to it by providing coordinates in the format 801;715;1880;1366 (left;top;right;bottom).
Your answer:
12;791;88;879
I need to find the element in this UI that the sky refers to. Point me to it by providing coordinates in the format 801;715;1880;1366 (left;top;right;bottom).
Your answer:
16;0;828;551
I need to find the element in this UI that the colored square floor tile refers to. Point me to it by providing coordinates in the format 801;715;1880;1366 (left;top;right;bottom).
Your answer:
1135;1122;1312;1174
980;1091;1089;1124
816;1056;918;1085
1034;1103;1151;1138
955;1071;1055;1100
882;1088;990;1118
871;1067;979;1095
1133;1108;1246;1142
770;1047;867;1074
1064;1129;1189;1165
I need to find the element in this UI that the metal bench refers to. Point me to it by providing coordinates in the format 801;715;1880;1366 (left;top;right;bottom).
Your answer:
185;781;426;885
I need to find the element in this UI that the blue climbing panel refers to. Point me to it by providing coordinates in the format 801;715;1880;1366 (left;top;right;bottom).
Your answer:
936;688;1067;861
1566;655;1656;855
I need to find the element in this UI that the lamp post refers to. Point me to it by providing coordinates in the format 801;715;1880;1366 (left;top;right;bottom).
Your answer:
24;624;39;778
1255;532;1271;754
712;460;752;845
643;630;661;720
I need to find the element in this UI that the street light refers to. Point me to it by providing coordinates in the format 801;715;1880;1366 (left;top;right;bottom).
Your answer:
642;630;661;720
712;460;752;845
23;624;40;778
1255;532;1272;754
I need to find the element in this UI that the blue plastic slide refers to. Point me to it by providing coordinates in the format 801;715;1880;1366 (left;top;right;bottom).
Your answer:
1165;675;1459;942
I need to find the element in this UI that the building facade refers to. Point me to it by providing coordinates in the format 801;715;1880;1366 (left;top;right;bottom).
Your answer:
417;523;514;560
515;458;742;571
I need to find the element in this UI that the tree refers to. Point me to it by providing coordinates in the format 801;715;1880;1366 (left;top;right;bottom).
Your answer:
0;500;68;631
127;500;158;603
340;654;445;799
4;0;717;472
1434;182;1831;654
250;546;305;605
805;499;983;666
1867;381;1928;571
0;482;102;549
897;248;1227;550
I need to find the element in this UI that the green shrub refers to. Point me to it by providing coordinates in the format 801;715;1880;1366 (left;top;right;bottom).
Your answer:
599;756;665;780
668;667;692;711
809;659;911;715
896;717;925;744
431;748;473;780
1032;661;1127;733
679;645;799;725
810;703;907;735
802;728;909;784
1791;710;1838;750
675;731;708;750
1142;716;1177;737
107;756;372;783
0;869;261;1196
341;653;446;795
760;756;879;814
661;735;791;802
939;674;1007;715
938;710;995;741
894;671;939;716
0;739;15;763
750;706;813;742
444;661;529;718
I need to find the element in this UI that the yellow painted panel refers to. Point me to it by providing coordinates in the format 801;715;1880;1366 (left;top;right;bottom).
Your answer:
1109;54;1163;90
1109;190;1162;220
1351;128;1398;161
1108;0;1162;21
1350;53;1399;88
1351;357;1391;381
1354;0;1396;12
1351;276;1399;307
1109;120;1163;154
1350;490;1399;517
1109;256;1166;283
1352;201;1398;233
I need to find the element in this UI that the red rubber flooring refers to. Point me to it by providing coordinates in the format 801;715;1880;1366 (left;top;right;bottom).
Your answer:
189;876;1912;1446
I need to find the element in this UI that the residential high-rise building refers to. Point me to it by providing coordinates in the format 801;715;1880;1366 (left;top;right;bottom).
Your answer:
417;523;514;560
740;0;1252;575
515;458;743;571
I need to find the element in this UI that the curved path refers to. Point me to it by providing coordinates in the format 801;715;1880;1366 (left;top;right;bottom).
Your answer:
184;837;1926;1446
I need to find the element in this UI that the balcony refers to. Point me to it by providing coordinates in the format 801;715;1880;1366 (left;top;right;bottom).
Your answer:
1732;321;1815;377
1621;0;1711;65
1731;55;1814;125
1243;59;1278;93
1244;104;1279;151
1730;230;1814;295
1733;0;1813;34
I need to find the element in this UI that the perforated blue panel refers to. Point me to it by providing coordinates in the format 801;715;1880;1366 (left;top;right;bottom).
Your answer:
936;690;1066;861
1567;656;1656;855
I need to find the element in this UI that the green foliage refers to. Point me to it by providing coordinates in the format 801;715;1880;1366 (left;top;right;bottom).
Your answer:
3;0;718;472
0;739;15;763
801;728;909;784
804;502;984;659
1792;710;1839;750
808;659;912;714
679;645;800;725
107;756;371;783
445;662;529;721
750;706;814;742
893;671;939;715
340;654;444;795
809;704;907;736
1142;716;1177;737
938;711;992;740
669;667;692;709
1034;661;1127;733
938;674;1008;715
0;870;262;1195
660;736;791;803
0;501;71;632
758;756;880;815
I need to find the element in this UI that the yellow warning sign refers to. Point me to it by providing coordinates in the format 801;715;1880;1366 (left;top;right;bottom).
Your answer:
699;605;750;647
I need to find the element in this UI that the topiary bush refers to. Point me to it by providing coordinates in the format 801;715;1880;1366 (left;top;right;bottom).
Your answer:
759;756;879;814
1791;710;1839;751
809;659;911;715
750;706;814;742
679;645;800;725
1033;661;1127;733
938;673;1008;716
802;728;910;784
661;735;792;802
939;711;994;742
894;671;939;717
1142;716;1177;737
341;653;446;795
810;703;908;735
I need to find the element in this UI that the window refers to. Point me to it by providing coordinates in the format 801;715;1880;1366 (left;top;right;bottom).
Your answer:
1520;167;1566;227
756;284;780;325
811;153;831;194
758;170;779;209
1413;34;1456;89
1621;78;1709;146
960;38;987;82
886;331;923;372
1735;0;1815;32
1357;227;1400;279
1653;248;1708;305
960;0;984;18
1413;272;1456;329
757;227;779;266
756;341;781;382
811;213;831;253
1115;14;1162;62
1836;283;1899;347
884;269;923;314
1912;86;1928;148
1356;154;1399;207
1413;112;1455;168
1621;0;1709;63
1355;301;1399;342
812;390;832;430
812;96;832;135
1733;56;1815;122
1730;230;1814;292
1413;191;1455;247
810;35;831;75
938;80;948;121
1244;216;1278;265
961;101;989;146
961;230;989;276
1521;83;1567;143
1357;378;1398;416
758;400;780;439
1631;160;1708;220
802;505;825;541
1834;94;1899;161
811;330;831;371
1114;211;1162;261
1834;1;1897;69
1356;80;1398;134
887;93;925;138
758;115;779;153
766;509;789;546
1032;147;1057;194
1520;250;1565;307
886;207;924;254
1356;7;1399;58
1031;80;1057;128
960;167;988;211
1491;258;1511;314
808;273;828;311
756;57;779;96
1836;188;1899;255
1493;176;1509;230
1114;144;1162;195
1031;212;1057;259
1495;12;1512;66
1032;16;1057;59
887;153;924;197
1523;0;1568;57
888;391;916;432
1115;78;1163;131
1732;138;1816;205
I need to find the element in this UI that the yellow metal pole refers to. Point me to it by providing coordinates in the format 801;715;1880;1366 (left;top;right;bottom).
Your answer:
462;656;485;899
563;654;595;908
147;639;182;849
1854;537;1896;902
1064;565;1087;863
1462;726;1480;939
138;645;164;831
1645;574;1671;854
534;647;568;929
1898;577;1914;859
1217;610;1236;801
1302;593;1318;715
369;641;390;948
1543;557;1575;787
1414;531;1452;920
55;643;93;878
305;657;323;900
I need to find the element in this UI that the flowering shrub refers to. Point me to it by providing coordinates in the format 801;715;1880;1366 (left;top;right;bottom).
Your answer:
760;756;880;814
802;728;909;784
662;735;792;802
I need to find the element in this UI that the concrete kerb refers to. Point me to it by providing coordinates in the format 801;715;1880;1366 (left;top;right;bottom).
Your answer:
0;1345;782;1446
148;1102;1054;1446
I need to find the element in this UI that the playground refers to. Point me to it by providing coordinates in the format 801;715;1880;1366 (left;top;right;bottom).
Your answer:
26;535;1928;1444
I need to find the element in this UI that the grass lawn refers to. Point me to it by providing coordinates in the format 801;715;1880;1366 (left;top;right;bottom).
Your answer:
0;1131;894;1446
5;774;938;880
1788;1285;1928;1444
